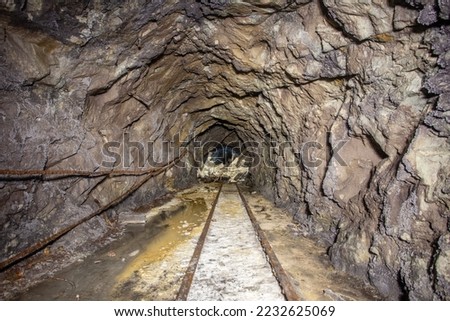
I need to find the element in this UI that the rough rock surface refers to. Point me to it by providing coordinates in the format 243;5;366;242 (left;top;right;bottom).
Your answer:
0;0;449;299
198;155;249;182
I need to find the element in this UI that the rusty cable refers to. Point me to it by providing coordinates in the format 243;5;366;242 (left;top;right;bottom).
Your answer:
0;167;175;180
0;151;187;271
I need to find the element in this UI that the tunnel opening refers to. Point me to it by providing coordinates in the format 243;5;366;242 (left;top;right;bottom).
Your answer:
209;145;240;166
193;123;250;183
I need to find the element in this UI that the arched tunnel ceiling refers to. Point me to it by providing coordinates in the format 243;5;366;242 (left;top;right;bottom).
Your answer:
0;0;450;300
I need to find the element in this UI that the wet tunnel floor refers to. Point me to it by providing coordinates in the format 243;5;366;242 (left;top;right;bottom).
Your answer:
12;184;219;301
7;183;381;301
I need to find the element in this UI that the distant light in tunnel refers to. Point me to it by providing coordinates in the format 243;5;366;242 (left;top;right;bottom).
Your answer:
210;145;240;165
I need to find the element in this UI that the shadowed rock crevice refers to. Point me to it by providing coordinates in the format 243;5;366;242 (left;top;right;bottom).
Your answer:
0;0;449;300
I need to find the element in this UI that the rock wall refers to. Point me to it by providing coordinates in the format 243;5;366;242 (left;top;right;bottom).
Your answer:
0;0;449;299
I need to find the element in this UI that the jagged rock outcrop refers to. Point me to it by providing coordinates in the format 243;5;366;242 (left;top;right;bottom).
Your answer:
0;0;449;299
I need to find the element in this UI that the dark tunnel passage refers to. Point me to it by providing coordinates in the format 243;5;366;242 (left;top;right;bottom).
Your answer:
0;0;450;302
209;145;240;165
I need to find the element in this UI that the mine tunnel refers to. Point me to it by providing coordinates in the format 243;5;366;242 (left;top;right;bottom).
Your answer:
0;0;449;301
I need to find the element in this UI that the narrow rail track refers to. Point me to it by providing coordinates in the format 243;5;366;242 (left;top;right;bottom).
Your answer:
176;183;300;301
176;184;223;300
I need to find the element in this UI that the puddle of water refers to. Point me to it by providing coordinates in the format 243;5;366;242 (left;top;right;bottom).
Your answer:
116;198;207;283
15;196;208;301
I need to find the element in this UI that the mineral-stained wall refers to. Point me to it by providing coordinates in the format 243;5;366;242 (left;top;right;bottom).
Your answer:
0;0;449;300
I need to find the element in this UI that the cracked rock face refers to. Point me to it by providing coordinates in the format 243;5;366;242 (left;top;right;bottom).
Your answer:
0;0;449;300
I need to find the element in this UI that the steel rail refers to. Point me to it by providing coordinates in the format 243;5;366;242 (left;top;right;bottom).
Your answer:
236;184;301;301
177;183;300;301
176;184;223;301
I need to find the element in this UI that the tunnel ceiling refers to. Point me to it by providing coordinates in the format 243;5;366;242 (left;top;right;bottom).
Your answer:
1;0;450;300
